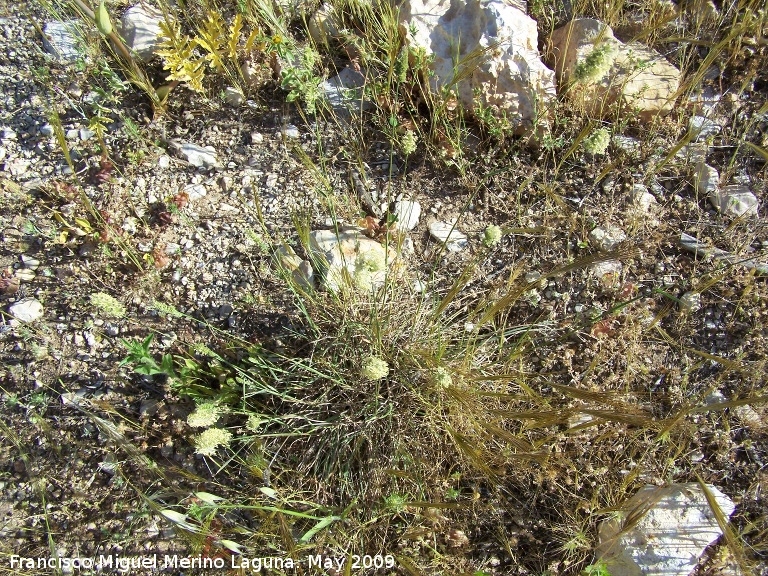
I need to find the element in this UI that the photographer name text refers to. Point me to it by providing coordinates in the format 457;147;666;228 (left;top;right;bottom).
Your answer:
10;553;396;573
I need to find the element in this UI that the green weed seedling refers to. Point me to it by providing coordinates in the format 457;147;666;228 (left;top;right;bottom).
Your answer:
119;334;176;379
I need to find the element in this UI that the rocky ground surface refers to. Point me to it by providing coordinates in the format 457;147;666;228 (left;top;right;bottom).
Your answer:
1;0;767;574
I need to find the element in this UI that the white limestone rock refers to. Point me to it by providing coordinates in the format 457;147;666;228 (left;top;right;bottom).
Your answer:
695;162;719;196
393;199;422;231
429;221;468;252
9;298;44;323
547;18;681;120
398;0;556;133
689;115;721;141
597;483;736;576
308;3;342;47
43;20;86;65
320;66;371;119
275;245;315;290
589;225;626;251
710;185;759;218
309;229;396;292
118;5;162;61
178;143;220;169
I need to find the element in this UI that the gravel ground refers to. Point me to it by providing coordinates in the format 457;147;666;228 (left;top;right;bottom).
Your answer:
1;0;767;574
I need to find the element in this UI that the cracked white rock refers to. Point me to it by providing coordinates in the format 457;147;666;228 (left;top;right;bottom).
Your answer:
309;229;396;292
709;185;758;218
321;66;371;119
184;183;207;201
597;483;736;576
398;0;556;133
547;18;681;120
394;200;422;231
43;20;86;64
9;298;44;322
689;115;721;141
679;291;701;313
589;225;626;251
178;143;220;169
429;222;468;252
119;5;162;61
695;162;719;196
592;259;622;278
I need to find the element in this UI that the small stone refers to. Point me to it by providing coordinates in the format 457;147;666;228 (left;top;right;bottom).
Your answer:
21;255;40;270
612;134;641;155
633;184;657;213
6;158;30;176
393;200;422;231
592;259;622;279
429;222;468;252
223;87;244;106
184;183;207;201
695;162;719;196
689;115;721;141
218;303;233;318
281;125;300;139
265;173;278;189
734;405;763;429
589;225;626;251
178;142;219;169
709;185;758;218
679;291;701;313
39;124;54;137
8;298;44;322
250;131;263;144
320;66;371;119
275;245;315;290
79;128;95;141
157;154;170;169
14;270;35;282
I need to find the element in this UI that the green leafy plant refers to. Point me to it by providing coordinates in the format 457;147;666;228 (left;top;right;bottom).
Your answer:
119;334;176;378
280;46;323;113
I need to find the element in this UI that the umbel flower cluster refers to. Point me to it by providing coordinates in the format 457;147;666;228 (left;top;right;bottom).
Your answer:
187;402;232;456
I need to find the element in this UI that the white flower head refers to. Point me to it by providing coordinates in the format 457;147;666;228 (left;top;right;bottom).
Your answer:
483;224;502;247
246;414;266;432
361;356;389;381
582;127;611;156
90;292;125;318
194;428;233;456
187;402;226;428
432;367;452;388
400;130;418;156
